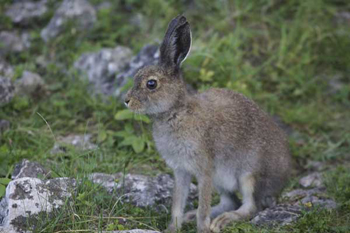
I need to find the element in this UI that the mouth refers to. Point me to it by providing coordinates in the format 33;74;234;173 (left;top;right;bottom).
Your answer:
127;105;145;114
124;98;148;114
131;109;146;114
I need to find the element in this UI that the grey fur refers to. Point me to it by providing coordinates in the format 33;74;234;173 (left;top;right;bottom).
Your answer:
125;15;291;233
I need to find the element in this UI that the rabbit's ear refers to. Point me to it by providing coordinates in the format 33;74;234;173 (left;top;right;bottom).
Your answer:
159;15;192;72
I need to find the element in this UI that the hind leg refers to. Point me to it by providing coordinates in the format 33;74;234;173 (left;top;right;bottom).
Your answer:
183;192;241;223
211;192;241;218
210;173;258;232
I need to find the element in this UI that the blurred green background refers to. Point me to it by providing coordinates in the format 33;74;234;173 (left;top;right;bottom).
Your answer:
0;0;350;232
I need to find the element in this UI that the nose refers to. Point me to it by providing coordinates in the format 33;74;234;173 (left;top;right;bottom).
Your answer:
124;98;130;107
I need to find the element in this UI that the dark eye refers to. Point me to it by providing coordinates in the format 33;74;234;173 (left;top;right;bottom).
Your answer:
146;79;157;90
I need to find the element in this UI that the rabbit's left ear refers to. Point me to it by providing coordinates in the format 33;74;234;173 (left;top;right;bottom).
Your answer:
159;15;192;72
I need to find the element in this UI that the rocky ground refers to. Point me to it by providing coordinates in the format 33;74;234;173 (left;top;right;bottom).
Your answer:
0;157;337;233
0;0;159;105
1;0;349;233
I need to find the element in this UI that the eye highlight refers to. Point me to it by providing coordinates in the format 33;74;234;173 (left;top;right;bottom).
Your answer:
146;79;157;90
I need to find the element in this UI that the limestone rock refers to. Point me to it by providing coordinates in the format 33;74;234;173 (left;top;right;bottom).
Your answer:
15;71;45;97
0;59;14;79
283;188;336;210
74;46;132;95
0;76;15;106
0;177;76;233
299;172;323;188
89;173;197;209
251;204;302;226
51;134;97;154
0;31;31;55
41;0;96;42
252;186;336;226
95;1;112;11
5;0;48;26
12;159;51;180
88;173;118;193
336;11;350;25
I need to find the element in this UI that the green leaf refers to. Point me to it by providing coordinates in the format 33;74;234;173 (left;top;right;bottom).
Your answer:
114;131;131;138
77;192;87;202
0;178;11;185
0;145;9;153
106;223;117;231
132;139;145;153
97;130;107;142
117;224;125;230
134;114;151;124
119;136;138;146
114;109;134;121
83;200;93;207
53;100;66;107
13;97;29;111
124;123;134;133
0;184;5;198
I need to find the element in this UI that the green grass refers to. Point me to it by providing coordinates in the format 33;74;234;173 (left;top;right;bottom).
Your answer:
0;0;350;232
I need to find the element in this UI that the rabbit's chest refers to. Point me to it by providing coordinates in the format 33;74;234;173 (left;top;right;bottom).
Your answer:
153;124;199;173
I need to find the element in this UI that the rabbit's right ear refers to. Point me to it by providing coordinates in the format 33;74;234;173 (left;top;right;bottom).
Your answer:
159;15;191;73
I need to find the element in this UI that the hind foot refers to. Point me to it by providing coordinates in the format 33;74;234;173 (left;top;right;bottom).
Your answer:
210;212;241;232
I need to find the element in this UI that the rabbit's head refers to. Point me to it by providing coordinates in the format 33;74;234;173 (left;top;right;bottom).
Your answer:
125;15;191;115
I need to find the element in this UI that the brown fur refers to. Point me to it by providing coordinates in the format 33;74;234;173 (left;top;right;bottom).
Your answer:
125;16;291;233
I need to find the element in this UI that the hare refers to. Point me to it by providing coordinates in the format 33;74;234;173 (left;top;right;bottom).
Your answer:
125;15;291;233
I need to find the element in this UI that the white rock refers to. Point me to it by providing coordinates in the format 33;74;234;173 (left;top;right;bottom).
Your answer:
299;172;323;188
51;134;97;154
41;0;96;42
0;76;15;106
0;59;14;79
89;172;197;209
74;46;132;95
5;0;48;25
252;186;337;226
0;31;31;55
283;187;336;210
15;71;45;97
12;159;50;180
0;177;75;233
251;204;302;226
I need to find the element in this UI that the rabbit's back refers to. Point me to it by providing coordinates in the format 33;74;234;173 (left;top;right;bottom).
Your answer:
154;87;290;175
199;88;290;166
199;88;291;196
